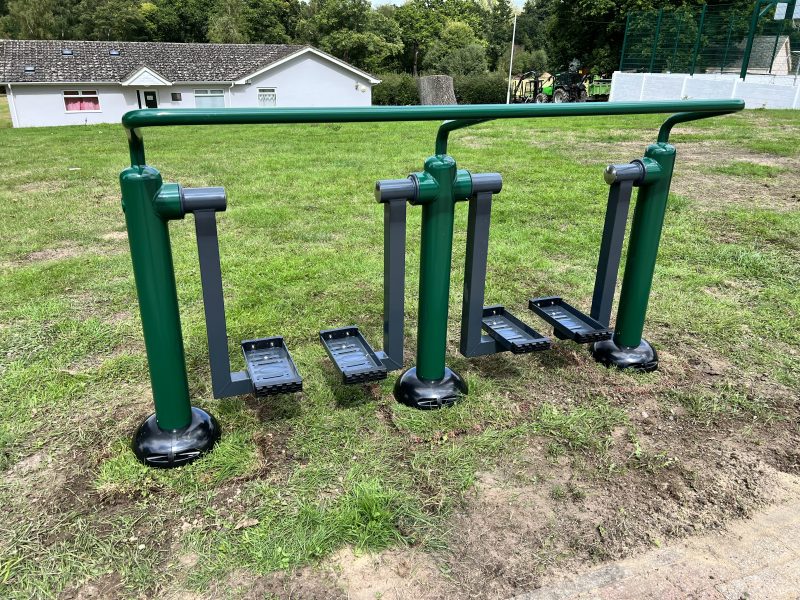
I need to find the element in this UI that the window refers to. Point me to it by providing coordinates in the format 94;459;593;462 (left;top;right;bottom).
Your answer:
61;49;73;56
109;49;121;56
257;87;277;107
194;89;225;108
171;92;182;102
63;90;100;112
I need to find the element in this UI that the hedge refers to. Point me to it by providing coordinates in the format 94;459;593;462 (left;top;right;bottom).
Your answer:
372;72;507;105
372;73;419;106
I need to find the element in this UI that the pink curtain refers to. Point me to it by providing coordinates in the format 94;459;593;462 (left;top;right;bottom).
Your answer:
64;96;99;111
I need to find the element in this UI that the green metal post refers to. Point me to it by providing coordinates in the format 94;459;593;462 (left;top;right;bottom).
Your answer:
649;8;664;73
690;4;707;76
670;18;682;71
121;167;193;431
741;0;764;80
416;156;458;381
620;13;632;71
721;15;735;73
612;143;676;349
121;166;220;468
769;0;795;73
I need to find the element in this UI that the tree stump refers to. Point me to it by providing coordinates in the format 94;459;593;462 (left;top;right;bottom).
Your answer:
417;75;457;105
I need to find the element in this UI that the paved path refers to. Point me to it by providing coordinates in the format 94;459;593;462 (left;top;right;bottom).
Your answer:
513;484;800;600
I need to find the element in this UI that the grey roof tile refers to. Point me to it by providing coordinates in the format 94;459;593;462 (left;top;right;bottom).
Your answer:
0;39;308;83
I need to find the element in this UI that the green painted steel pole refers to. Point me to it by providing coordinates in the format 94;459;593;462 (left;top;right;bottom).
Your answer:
120;166;193;431
671;18;682;71
740;0;764;80
620;13;632;71
612;143;676;349
649;8;664;73
721;15;736;73
416;155;458;381
690;4;707;76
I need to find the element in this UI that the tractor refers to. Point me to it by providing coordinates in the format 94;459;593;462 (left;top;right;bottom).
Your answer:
510;70;544;103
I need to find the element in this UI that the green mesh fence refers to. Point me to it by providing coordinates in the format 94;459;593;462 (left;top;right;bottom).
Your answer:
620;2;797;77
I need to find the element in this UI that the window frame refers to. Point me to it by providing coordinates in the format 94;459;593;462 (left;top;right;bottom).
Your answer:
257;87;277;107
193;88;225;108
63;89;101;113
171;92;182;102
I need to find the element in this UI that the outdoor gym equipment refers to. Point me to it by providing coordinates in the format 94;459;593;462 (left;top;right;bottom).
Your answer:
119;100;743;468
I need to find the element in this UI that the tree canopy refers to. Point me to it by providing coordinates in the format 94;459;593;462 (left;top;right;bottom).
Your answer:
0;0;766;78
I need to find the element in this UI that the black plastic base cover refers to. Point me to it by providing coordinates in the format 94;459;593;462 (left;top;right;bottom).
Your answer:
393;366;468;410
132;407;221;469
590;338;659;372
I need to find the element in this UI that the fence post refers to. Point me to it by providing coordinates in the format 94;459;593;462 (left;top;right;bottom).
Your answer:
670;18;682;71
620;13;632;71
740;0;764;80
769;0;796;74
690;4;707;76
649;8;664;73
721;14;735;73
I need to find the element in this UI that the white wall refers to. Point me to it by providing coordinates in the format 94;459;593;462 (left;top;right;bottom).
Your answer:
230;53;372;108
610;71;800;109
9;84;136;127
7;52;374;127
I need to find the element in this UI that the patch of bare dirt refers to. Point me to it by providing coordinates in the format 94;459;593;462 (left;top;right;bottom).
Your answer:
61;573;123;600
100;231;127;242
213;567;346;600
24;244;83;263
15;180;69;194
3;450;68;504
326;547;450;600
672;170;800;211
438;440;782;598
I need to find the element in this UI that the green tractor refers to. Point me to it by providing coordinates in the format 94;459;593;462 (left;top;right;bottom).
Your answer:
512;60;611;104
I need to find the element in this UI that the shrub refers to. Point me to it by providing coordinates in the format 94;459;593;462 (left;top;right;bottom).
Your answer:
372;73;419;105
453;72;507;104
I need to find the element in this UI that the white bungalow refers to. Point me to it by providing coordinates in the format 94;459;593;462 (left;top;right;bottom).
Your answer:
0;39;380;128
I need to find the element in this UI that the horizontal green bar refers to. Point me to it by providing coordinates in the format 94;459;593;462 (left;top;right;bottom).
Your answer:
122;100;744;131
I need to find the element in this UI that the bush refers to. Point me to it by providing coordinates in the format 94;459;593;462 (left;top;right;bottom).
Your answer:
372;73;419;105
453;72;507;104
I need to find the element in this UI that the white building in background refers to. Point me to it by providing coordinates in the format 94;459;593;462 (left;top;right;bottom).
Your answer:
0;39;380;128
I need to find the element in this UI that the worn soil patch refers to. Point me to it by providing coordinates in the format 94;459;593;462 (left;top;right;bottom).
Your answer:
23;243;84;264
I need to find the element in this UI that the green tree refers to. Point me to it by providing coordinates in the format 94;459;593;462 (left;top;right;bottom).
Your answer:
423;20;487;76
0;0;78;39
137;0;214;42
297;0;402;71
394;0;445;75
78;0;147;41
486;0;514;71
247;0;301;44
208;0;250;43
498;44;548;75
516;0;552;52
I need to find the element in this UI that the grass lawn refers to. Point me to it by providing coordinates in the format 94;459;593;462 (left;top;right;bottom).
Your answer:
0;108;798;598
0;95;10;128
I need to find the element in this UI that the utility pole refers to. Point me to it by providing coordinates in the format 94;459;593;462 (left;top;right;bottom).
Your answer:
506;13;518;104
